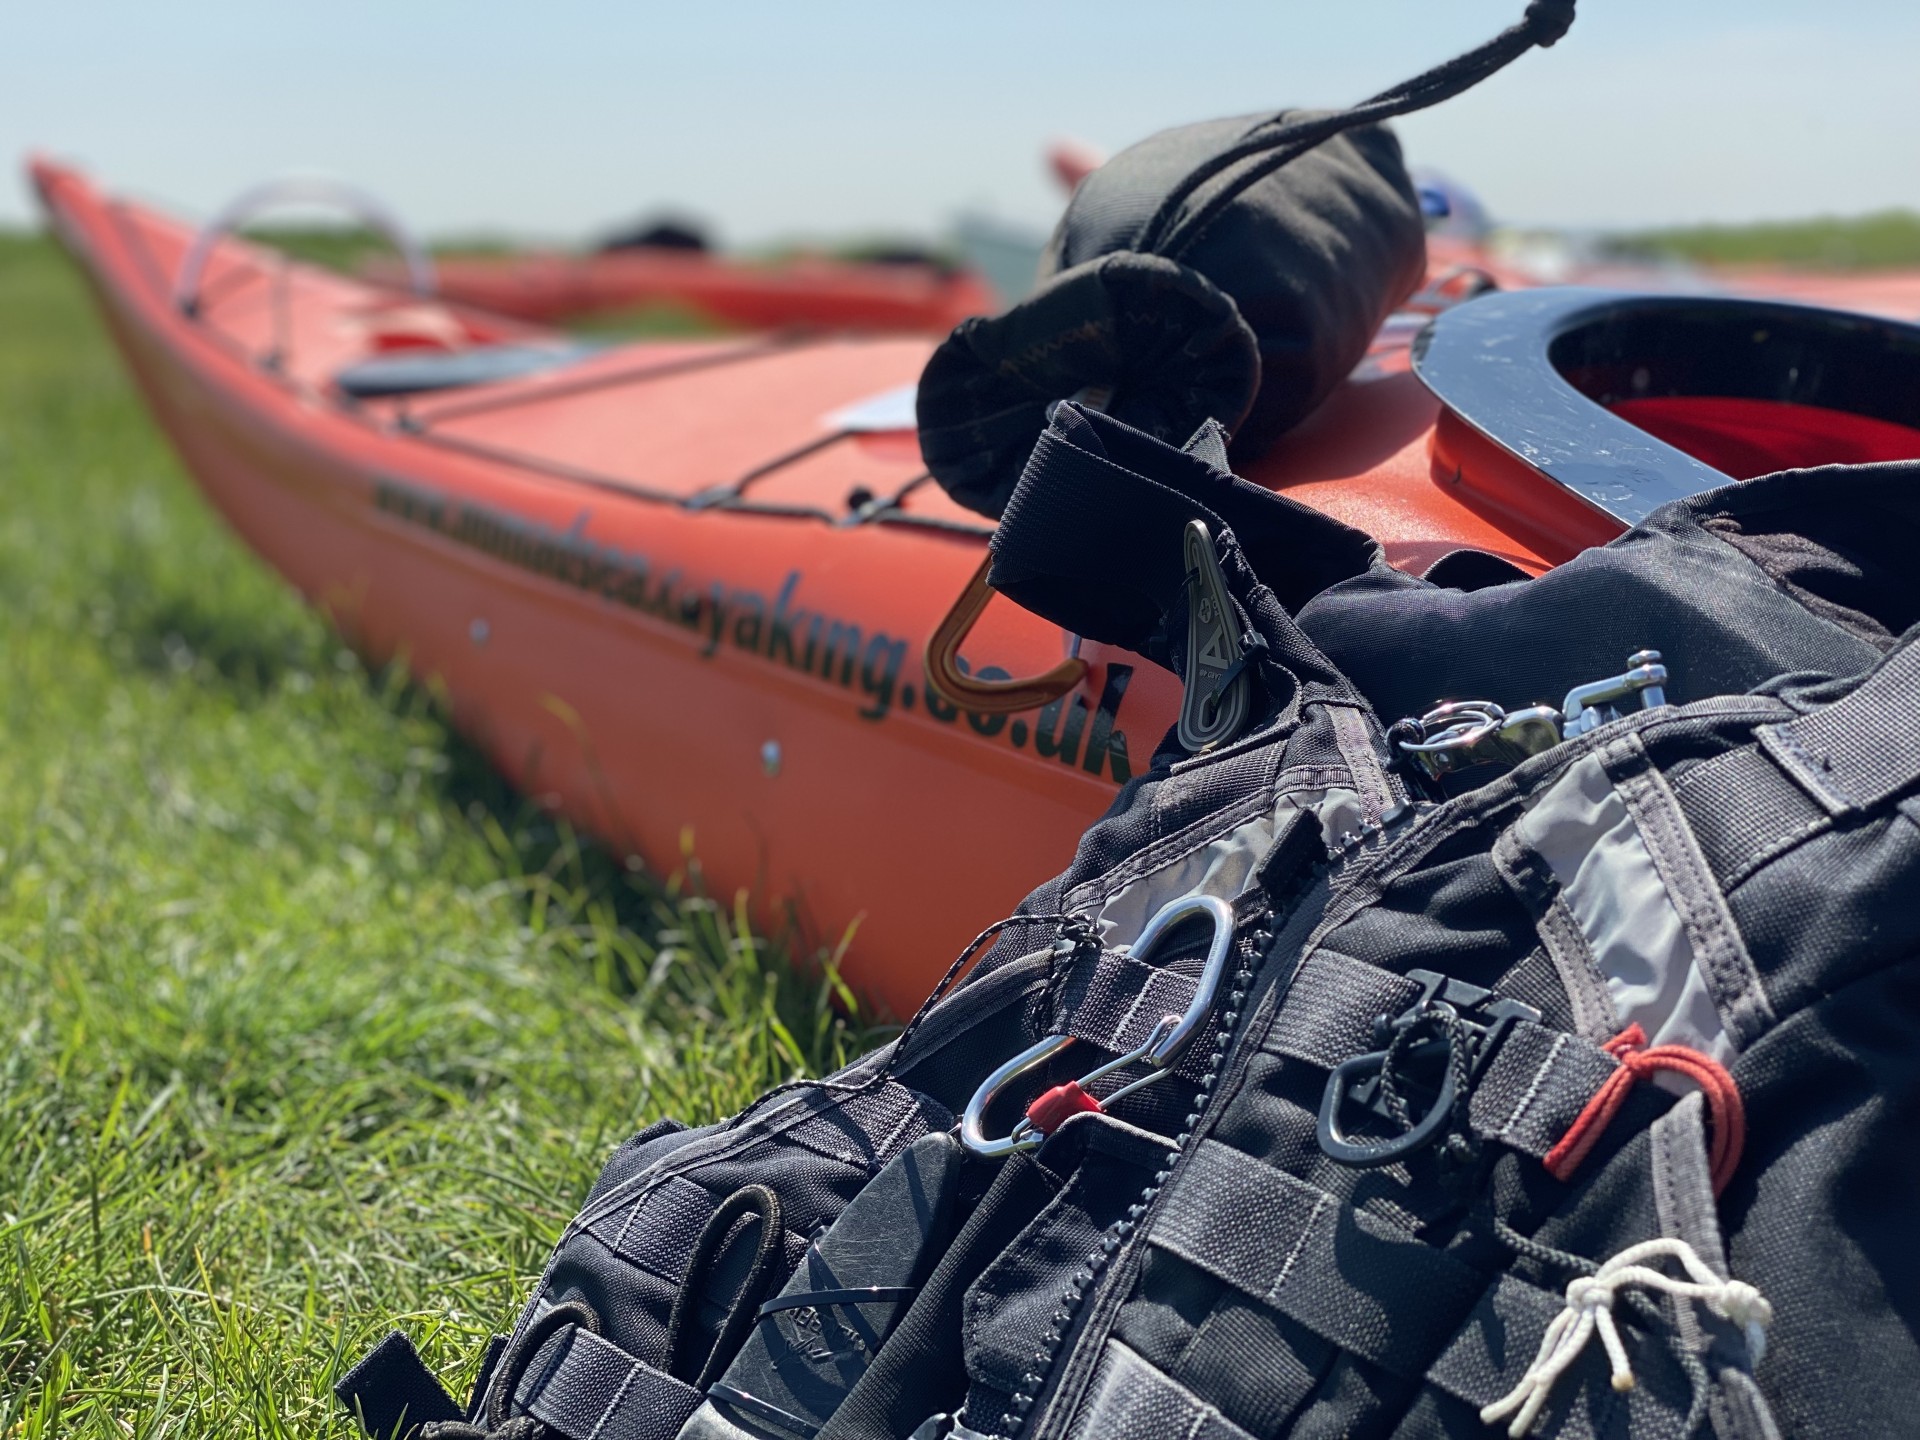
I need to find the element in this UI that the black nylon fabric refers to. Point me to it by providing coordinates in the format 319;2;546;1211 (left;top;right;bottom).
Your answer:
915;255;1261;520
915;116;1423;518
1293;461;1920;737
1050;114;1426;462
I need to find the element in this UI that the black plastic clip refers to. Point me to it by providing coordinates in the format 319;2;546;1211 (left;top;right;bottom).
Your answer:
1316;969;1540;1168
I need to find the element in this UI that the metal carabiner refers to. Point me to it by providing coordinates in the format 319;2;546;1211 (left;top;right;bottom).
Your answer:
959;893;1238;1158
923;555;1090;716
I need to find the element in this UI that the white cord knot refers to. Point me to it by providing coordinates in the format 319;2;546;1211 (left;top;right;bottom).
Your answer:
1479;1238;1775;1437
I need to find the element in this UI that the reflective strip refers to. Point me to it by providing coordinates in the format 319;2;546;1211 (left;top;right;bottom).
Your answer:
1602;738;1774;1049
1073;783;1363;953
519;1327;702;1440
1515;751;1739;1059
1150;1140;1485;1380
1066;1339;1258;1440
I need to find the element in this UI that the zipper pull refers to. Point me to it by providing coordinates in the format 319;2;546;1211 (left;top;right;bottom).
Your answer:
1179;519;1250;752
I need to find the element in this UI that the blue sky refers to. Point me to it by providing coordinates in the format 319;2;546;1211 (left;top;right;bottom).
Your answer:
5;1;1918;244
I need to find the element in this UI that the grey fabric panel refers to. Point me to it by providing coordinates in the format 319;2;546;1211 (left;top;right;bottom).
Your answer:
1491;825;1619;1044
1515;751;1737;1059
1149;1139;1485;1379
1083;785;1356;953
1423;1273;1694;1440
1757;636;1920;818
1602;737;1774;1050
519;1328;702;1440
1065;1339;1258;1440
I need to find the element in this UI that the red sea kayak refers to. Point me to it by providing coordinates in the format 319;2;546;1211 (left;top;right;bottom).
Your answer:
38;158;1920;1017
394;246;1000;331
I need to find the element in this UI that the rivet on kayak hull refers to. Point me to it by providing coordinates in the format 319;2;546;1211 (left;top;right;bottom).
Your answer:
761;740;782;777
470;618;490;648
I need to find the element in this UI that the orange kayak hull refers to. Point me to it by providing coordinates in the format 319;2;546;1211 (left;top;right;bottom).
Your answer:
36;160;1595;1018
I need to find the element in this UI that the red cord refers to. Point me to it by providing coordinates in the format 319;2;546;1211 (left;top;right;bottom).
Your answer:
1026;1081;1102;1135
1543;1024;1746;1196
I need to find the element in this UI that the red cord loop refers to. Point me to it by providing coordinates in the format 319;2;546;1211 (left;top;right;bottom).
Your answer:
1543;1024;1746;1196
1026;1082;1102;1136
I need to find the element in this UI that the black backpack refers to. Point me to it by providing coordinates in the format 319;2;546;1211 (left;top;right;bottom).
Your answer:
340;400;1920;1439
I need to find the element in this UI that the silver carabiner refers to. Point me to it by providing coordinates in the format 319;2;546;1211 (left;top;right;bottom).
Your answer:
959;893;1238;1158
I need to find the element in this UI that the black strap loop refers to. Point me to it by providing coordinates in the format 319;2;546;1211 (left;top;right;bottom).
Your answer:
666;1183;788;1390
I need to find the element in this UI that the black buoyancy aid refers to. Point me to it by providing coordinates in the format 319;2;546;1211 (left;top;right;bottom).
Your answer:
884;410;1920;1440
340;391;1920;1439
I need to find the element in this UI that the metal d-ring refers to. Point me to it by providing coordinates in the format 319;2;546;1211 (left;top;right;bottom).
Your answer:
923;554;1090;716
959;893;1238;1157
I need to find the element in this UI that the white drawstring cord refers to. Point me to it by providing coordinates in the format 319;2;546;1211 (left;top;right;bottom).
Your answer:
1480;1237;1773;1437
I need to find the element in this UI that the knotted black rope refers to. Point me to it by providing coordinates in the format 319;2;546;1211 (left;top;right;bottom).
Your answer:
1374;1004;1482;1176
1137;0;1578;259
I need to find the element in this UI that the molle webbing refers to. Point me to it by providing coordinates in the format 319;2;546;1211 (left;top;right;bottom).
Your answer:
515;1326;702;1440
1259;948;1620;1160
1759;635;1920;818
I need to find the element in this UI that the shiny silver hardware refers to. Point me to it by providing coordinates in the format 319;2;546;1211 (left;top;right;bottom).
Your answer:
1395;649;1669;783
1177;520;1250;753
960;893;1237;1158
760;739;783;778
1562;649;1667;736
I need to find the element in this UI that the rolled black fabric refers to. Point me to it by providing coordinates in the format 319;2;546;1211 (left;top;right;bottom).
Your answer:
915;253;1259;519
1052;115;1425;458
917;117;1424;517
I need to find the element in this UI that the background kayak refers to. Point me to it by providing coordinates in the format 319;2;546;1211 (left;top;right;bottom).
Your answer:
382;245;999;331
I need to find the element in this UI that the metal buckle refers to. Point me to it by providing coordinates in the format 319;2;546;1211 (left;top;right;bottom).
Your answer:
959;893;1237;1158
1315;969;1540;1168
1392;649;1669;785
1178;520;1250;753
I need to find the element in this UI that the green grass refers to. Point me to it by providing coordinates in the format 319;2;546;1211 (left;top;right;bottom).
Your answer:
1607;209;1920;271
0;230;881;1436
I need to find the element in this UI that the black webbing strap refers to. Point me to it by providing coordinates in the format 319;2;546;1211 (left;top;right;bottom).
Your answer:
1071;1338;1259;1440
989;404;1381;651
516;1325;703;1440
1258;948;1619;1160
334;1330;466;1439
1052;949;1208;1080
1150;1139;1486;1381
1759;633;1920;819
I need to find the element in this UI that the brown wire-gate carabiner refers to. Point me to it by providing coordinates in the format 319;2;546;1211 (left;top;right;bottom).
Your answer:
922;554;1090;716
